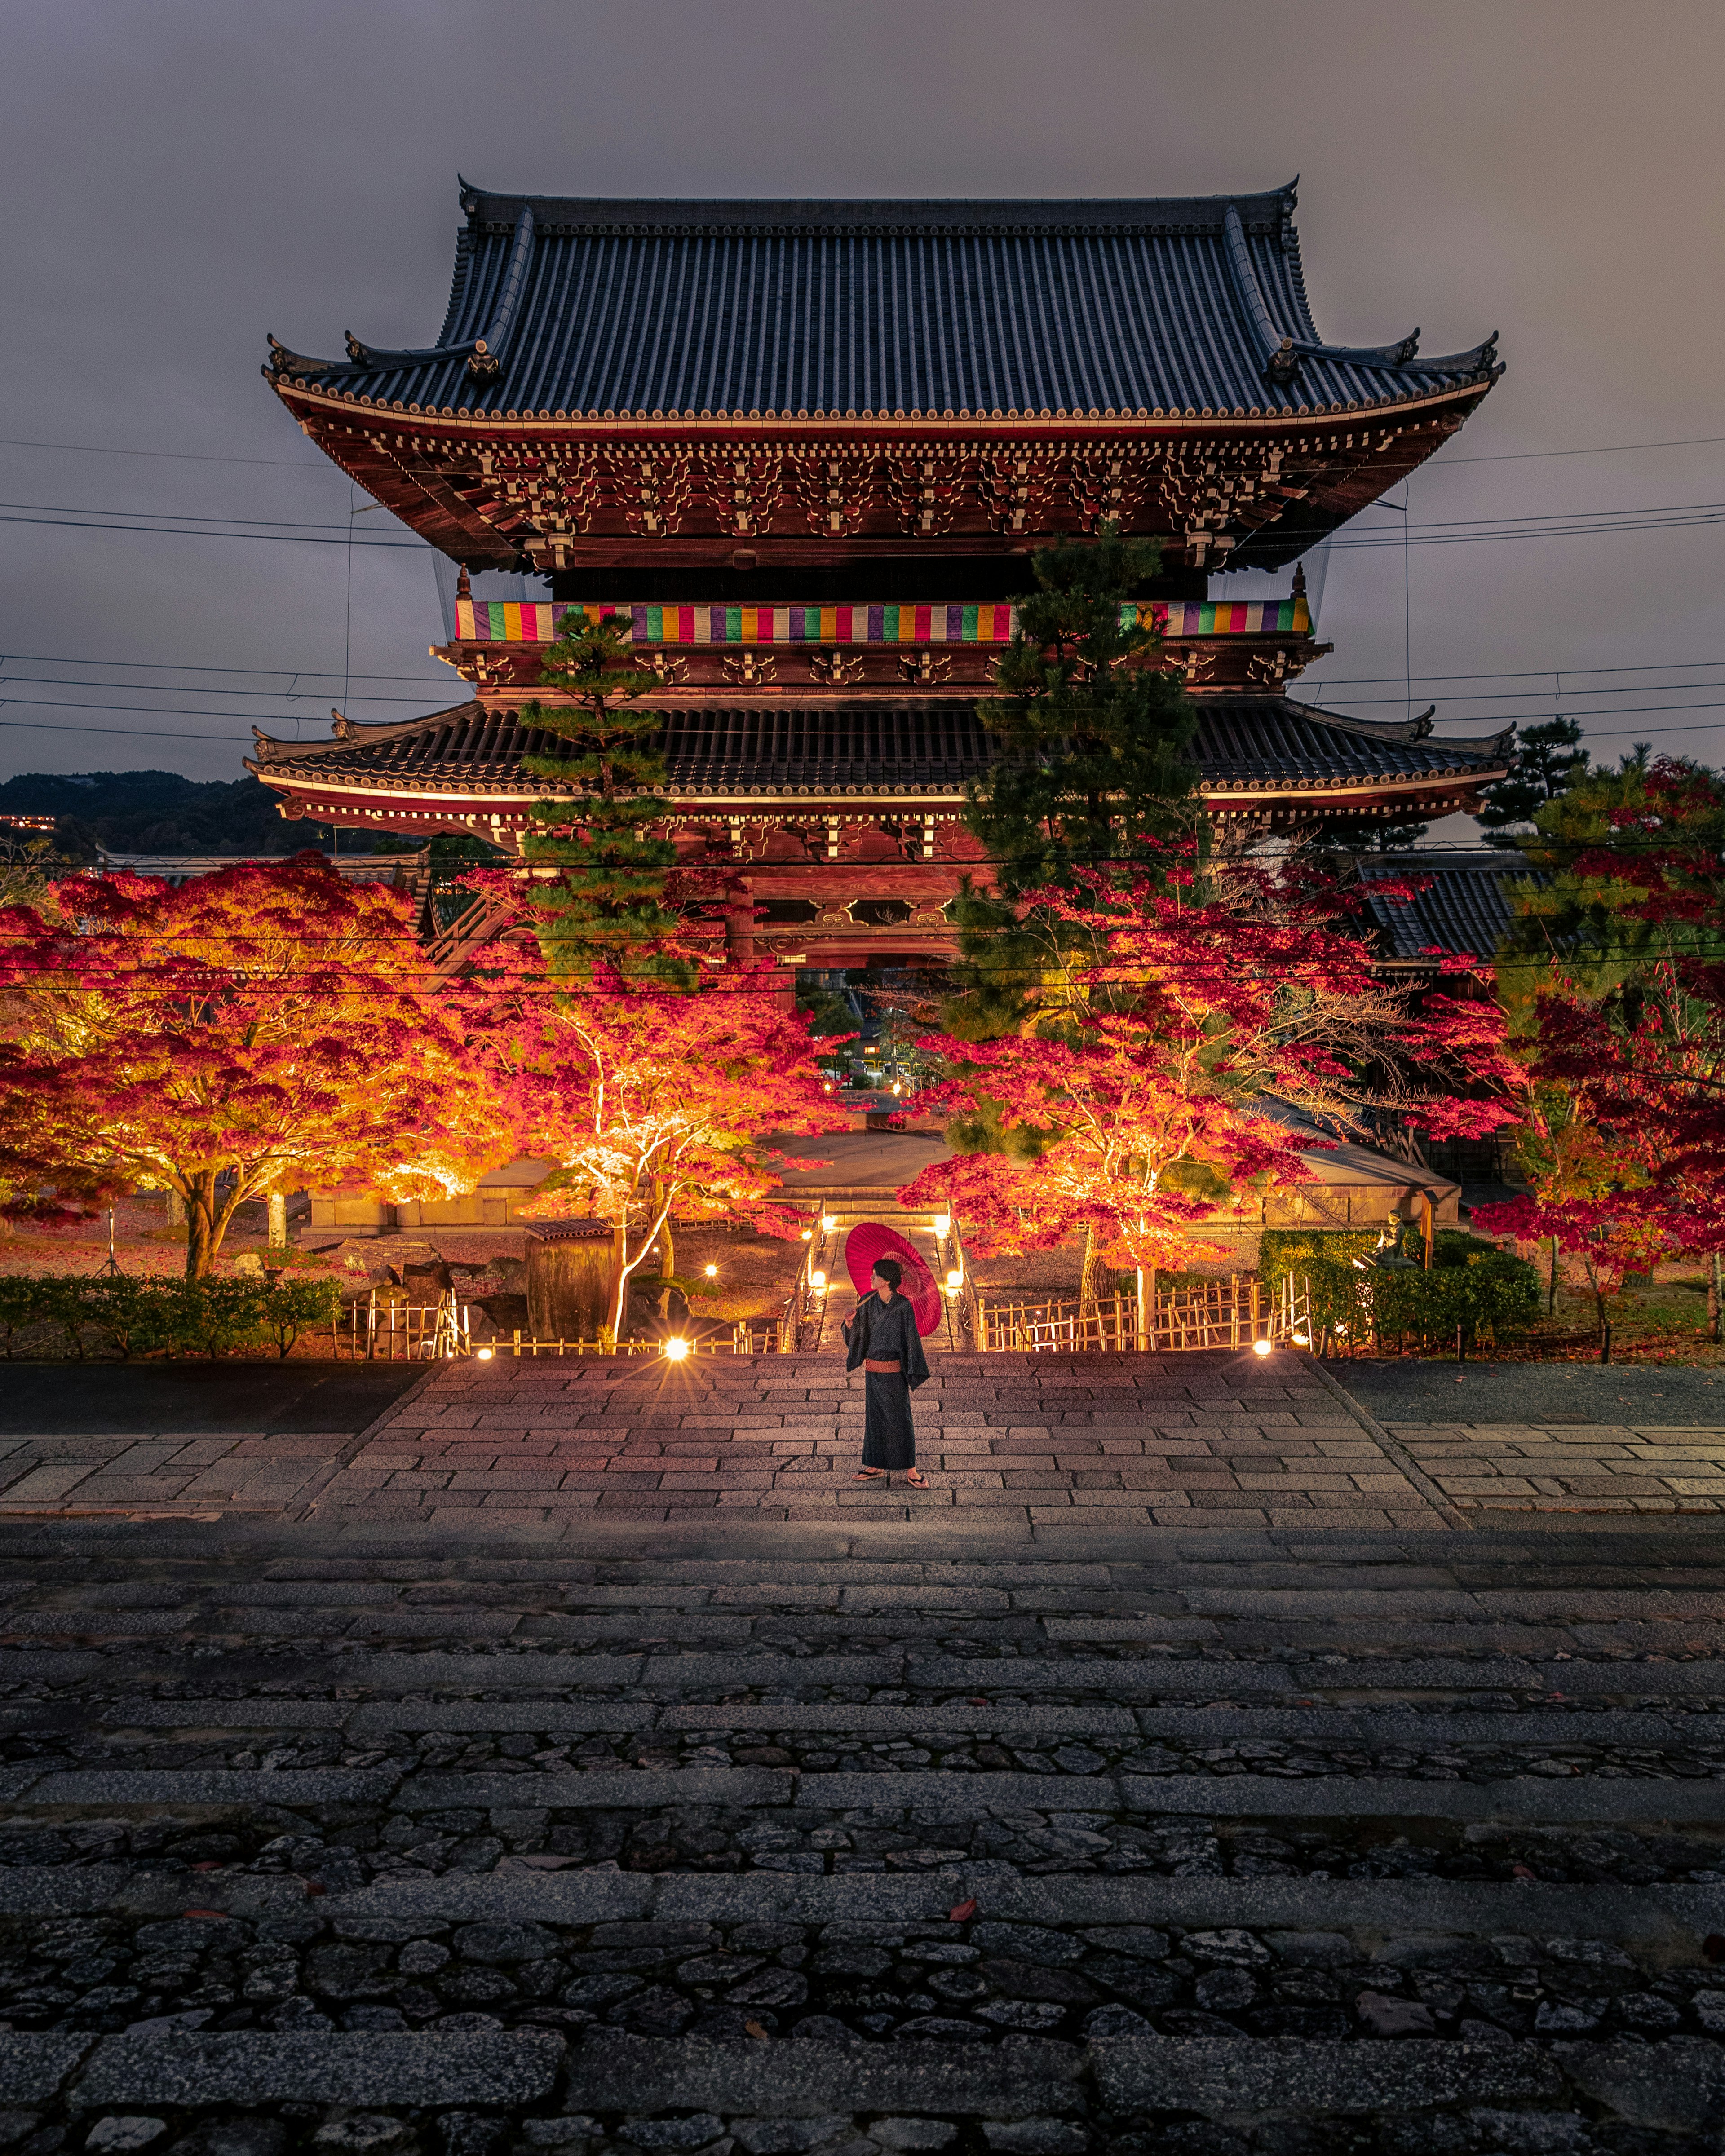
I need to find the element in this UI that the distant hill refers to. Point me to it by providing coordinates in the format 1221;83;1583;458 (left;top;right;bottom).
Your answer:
0;771;413;861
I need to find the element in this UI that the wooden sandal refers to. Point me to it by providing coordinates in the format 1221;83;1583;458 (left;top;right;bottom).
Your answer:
853;1469;885;1481
905;1470;930;1489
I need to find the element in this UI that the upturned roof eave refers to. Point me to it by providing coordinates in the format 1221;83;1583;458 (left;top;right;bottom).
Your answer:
269;370;1498;435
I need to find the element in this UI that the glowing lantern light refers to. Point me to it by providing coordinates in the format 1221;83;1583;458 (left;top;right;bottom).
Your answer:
1251;1338;1274;1357
475;1347;494;1361
932;1214;951;1237
704;1263;718;1278
663;1337;690;1362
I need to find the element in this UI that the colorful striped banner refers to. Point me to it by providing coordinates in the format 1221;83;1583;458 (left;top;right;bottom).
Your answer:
452;595;1309;645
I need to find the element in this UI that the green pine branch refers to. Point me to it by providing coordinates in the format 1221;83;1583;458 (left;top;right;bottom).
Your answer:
517;613;684;971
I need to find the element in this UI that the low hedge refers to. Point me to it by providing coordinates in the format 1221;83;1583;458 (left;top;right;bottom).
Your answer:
1261;1228;1540;1356
0;1274;342;1361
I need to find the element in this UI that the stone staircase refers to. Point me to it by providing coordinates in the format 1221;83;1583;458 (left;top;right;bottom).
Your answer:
1;1480;1724;2152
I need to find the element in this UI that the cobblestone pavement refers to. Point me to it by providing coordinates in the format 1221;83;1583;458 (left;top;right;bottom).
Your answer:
2;1351;1725;2152
0;1488;1724;2152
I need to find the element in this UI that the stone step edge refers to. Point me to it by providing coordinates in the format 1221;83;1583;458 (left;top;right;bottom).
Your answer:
77;1697;1725;1748
4;1647;1722;1697
11;1763;1724;1822
2;1863;1718;1950
7;2026;1716;2133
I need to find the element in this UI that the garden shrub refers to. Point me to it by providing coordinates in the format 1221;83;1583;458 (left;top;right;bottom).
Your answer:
0;1274;341;1360
1260;1227;1539;1355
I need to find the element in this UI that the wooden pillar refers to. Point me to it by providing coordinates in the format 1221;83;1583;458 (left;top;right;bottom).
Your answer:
526;1221;618;1345
267;1193;287;1247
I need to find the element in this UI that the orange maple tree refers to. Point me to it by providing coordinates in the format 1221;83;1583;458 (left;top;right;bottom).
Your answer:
483;940;847;1338
0;856;510;1276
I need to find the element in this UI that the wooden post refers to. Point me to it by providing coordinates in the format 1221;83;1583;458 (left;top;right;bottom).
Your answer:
526;1222;618;1345
266;1192;287;1248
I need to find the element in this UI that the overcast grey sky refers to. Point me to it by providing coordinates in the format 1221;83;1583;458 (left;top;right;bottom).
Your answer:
2;0;1721;812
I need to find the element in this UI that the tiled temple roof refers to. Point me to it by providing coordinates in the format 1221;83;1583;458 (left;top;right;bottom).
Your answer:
250;696;1511;802
1356;849;1532;960
266;182;1499;422
1193;700;1510;792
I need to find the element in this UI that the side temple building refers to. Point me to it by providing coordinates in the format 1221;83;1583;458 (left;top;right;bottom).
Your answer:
251;181;1510;968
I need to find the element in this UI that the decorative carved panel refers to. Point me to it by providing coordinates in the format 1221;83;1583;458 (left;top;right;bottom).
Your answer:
807;650;867;685
721;651;778;687
695;446;786;536
978;451;1057;536
646;652;690;685
1065;446;1151;534
886;449;967;536
789;445;874;537
612;447;692;537
898;651;953;687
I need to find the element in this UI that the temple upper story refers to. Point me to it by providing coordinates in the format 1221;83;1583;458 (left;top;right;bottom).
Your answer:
265;181;1501;581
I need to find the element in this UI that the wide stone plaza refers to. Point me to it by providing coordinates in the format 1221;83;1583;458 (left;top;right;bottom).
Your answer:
2;1347;1723;2156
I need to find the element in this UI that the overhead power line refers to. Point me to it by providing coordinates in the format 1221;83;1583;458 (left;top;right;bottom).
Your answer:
0;512;425;551
2;652;460;685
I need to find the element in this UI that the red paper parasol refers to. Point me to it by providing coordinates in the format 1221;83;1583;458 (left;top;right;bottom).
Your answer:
844;1222;943;1337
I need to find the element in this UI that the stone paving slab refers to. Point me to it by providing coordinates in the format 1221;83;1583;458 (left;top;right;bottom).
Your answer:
1385;1418;1725;1512
291;1351;1458;1530
67;2028;562;2108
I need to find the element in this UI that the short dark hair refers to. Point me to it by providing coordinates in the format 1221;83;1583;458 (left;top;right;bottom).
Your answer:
871;1257;902;1289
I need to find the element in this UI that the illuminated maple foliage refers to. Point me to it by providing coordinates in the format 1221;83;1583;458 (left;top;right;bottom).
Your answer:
900;856;1497;1293
0;856;509;1277
482;937;846;1339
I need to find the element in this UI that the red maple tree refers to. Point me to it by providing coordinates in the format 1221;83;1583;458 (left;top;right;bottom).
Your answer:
899;859;1499;1302
0;856;510;1276
1468;757;1725;1331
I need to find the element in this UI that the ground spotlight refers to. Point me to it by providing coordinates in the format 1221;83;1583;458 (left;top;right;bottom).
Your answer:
663;1337;690;1362
933;1215;951;1236
1251;1338;1274;1358
704;1263;718;1278
475;1347;494;1361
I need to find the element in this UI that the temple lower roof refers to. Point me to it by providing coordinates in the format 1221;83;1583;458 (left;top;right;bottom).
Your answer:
249;694;1511;808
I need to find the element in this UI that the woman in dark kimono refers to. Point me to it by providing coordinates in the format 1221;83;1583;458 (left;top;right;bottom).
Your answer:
842;1257;931;1488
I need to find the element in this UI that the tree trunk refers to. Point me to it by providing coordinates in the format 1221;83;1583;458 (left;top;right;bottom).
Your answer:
1548;1236;1559;1316
267;1192;287;1248
184;1170;219;1280
654;1192;676;1320
1079;1221;1110;1316
1584;1262;1606;1342
1711;1250;1722;1345
165;1188;186;1229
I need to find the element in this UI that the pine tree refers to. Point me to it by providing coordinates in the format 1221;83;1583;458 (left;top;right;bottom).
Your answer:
518;613;681;974
1477;715;1590;843
946;525;1200;1040
968;524;1199;889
